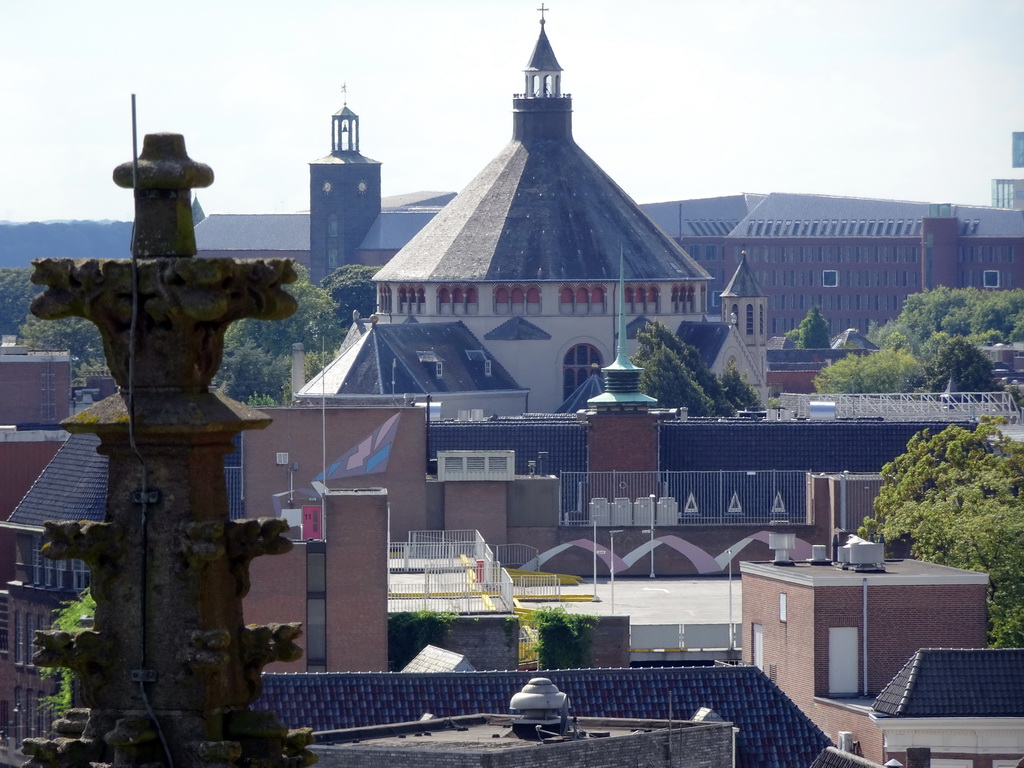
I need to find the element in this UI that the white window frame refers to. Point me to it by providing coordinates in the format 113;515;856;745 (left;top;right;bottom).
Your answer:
983;269;1000;288
822;269;839;288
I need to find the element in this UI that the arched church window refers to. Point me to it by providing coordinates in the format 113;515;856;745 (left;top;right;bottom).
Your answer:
745;303;754;336
562;344;603;401
466;286;478;315
591;286;605;313
731;303;739;326
398;287;408;314
576;287;589;314
648;287;660;313
328;214;338;237
452;287;464;315
625;287;635;313
378;285;392;314
438;287;450;315
759;305;764;336
415;288;425;313
510;287;525;315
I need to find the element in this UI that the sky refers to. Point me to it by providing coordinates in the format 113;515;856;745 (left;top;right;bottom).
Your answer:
2;0;1022;223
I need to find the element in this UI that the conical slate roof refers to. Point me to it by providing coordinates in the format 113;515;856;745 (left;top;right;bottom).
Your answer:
375;138;709;283
720;253;764;297
526;22;562;71
376;23;708;286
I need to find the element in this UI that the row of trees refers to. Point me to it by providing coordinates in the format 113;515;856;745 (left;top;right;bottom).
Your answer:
0;264;378;404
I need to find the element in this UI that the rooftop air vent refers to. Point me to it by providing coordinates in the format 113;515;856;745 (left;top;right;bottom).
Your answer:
768;531;797;565
509;677;569;740
840;534;885;572
437;450;515;482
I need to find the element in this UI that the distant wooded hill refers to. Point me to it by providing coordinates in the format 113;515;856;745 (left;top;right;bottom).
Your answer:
0;221;132;267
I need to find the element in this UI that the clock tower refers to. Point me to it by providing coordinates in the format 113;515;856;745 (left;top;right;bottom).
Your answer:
309;95;382;281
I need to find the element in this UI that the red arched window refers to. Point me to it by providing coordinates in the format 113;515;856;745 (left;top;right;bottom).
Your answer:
495;286;509;303
559;287;574;314
526;286;541;314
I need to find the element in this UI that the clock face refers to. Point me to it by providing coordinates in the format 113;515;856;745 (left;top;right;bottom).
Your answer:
322;181;332;194
357;180;368;195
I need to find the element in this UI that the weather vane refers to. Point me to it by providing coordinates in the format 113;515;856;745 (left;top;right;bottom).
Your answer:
341;82;348;107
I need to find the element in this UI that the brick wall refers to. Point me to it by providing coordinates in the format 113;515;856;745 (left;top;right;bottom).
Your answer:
242;407;427;540
587;411;659;472
0;355;71;425
442;616;518;671
326;489;389;672
442;482;508;546
246;541;308;672
589;615;630;668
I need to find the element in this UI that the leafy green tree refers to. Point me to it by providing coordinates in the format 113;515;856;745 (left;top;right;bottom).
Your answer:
40;589;96;715
19;314;107;383
796;306;831;349
864;420;1024;646
720;361;762;411
922;333;998;392
216;265;342;403
0;267;36;336
814;348;923;394
320;264;378;328
633;321;728;416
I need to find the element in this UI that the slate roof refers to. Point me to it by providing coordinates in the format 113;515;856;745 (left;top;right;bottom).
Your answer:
642;192;1024;239
872;648;1024;718
7;431;245;526
675;321;732;369
640;195;764;238
256;666;831;768
380;191;455;209
731;193;1024;239
555;372;604;413
429;415;587;476
358;210;443;251
526;22;562;71
300;322;523;397
831;328;878;350
375;127;709;284
810;747;884;768
7;433;106;526
483;316;552;341
194;213;310;251
720;254;764;297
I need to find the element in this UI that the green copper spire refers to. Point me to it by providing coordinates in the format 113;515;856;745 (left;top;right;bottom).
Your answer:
588;251;657;408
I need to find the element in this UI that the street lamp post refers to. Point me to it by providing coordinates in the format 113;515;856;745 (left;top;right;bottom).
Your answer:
592;507;598;601
727;548;734;650
609;529;623;615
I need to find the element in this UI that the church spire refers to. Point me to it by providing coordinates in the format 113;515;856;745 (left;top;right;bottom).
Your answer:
332;84;360;154
524;6;563;98
588;253;657;410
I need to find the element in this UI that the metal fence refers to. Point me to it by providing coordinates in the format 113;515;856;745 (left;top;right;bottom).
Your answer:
779;391;1021;422
391;530;492;571
631;623;741;652
560;470;808;526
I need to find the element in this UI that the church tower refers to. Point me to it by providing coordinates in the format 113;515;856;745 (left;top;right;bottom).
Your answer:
721;251;768;349
309;94;382;281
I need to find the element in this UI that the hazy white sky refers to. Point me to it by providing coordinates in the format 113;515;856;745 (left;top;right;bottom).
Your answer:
2;0;1022;223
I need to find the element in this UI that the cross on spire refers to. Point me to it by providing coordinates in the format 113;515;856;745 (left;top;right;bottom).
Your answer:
537;3;548;24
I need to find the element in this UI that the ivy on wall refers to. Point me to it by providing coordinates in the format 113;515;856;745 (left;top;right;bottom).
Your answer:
387;610;457;671
530;608;598;670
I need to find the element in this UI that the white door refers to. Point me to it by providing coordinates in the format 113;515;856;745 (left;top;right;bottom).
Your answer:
752;623;763;670
828;627;858;695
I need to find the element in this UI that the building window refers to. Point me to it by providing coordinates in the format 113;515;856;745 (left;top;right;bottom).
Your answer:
822;270;839;288
984;270;1000;289
72;560;90;591
780;593;787;622
745;304;754;336
14;611;22;664
563;344;603;400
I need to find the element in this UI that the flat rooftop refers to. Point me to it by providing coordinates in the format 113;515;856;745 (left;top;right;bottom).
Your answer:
740;558;989;587
314;713;723;752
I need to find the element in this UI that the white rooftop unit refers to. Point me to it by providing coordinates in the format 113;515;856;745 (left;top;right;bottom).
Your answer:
437;450;515;482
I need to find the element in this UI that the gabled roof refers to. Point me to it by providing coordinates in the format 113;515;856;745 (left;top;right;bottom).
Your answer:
375;139;710;283
484;316;552;341
675;320;732;369
873;648;1024;718
257;666;830;768
525;22;562;71
381;191;456;209
194;213;310;251
300;322;523;397
8;433;106;527
358;210;443;251
555;372;604;413
720;254;764;298
831;328;878;350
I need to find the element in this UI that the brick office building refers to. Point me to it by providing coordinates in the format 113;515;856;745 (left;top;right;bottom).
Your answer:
740;550;989;764
642;194;1024;336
